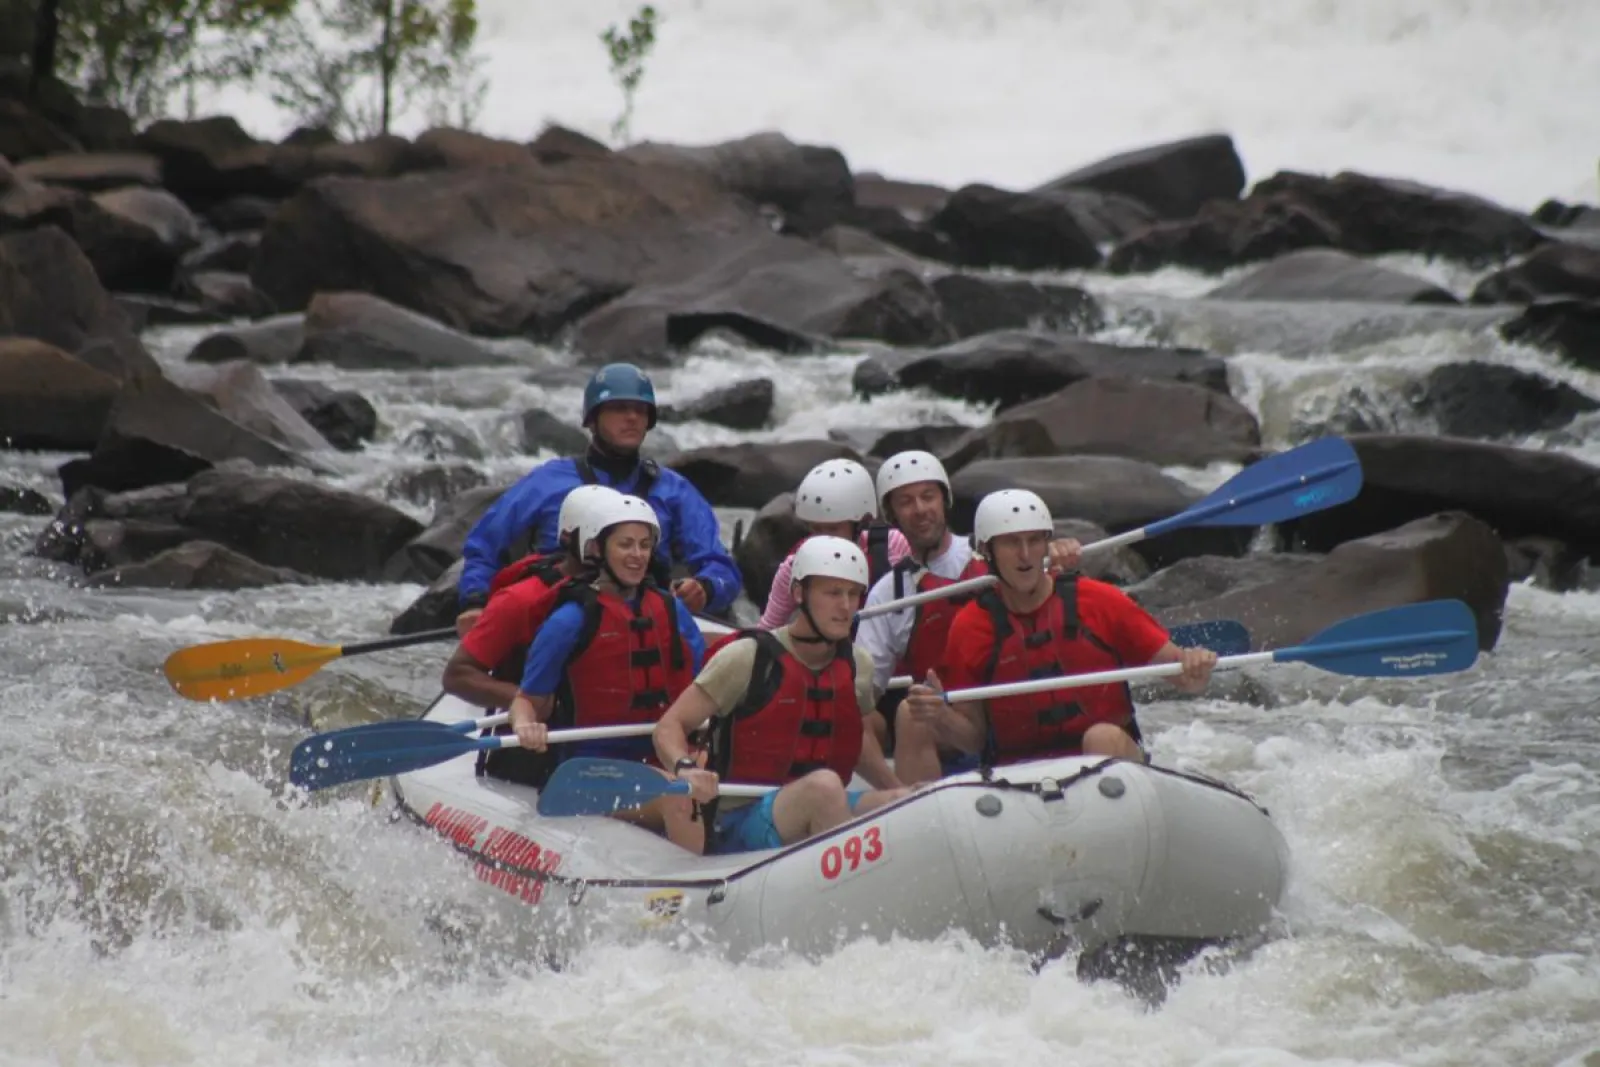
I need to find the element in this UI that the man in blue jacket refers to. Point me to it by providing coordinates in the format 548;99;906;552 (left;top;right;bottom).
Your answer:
455;363;743;633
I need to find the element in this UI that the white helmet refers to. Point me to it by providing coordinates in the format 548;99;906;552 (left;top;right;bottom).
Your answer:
973;489;1053;546
578;493;660;557
557;484;625;547
875;450;950;512
794;459;878;523
791;535;870;589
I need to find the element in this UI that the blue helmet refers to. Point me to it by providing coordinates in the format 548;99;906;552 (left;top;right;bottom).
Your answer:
582;363;658;428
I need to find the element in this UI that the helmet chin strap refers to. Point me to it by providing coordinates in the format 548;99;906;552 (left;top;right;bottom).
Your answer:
792;581;834;645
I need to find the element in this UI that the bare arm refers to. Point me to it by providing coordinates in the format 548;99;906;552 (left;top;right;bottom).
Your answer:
1148;641;1217;694
653;683;721;768
441;646;520;710
854;724;903;790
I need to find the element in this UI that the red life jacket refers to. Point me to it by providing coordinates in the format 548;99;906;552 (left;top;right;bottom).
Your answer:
978;576;1141;764
488;551;563;596
708;630;865;787
481;574;569;682
556;582;695;760
893;554;991;685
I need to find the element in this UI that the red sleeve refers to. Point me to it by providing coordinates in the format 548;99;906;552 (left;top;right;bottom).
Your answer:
1076;579;1170;664
460;583;542;666
938;601;996;692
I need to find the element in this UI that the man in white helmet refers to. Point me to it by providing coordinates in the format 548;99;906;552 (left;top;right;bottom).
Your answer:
854;450;1081;758
895;489;1217;781
758;458;911;629
654;536;908;855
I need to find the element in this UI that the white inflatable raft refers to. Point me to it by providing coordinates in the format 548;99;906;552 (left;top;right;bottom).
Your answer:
388;691;1290;963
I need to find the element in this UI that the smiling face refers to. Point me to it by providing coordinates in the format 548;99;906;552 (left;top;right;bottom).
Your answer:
792;575;864;642
592;401;652;452
597;521;657;587
886;481;948;552
986;529;1051;596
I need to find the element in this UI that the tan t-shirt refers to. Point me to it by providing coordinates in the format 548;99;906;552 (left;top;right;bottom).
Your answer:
695;626;877;719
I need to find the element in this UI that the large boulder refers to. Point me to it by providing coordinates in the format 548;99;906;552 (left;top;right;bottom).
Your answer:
395;484;511;582
941;376;1261;469
948;455;1253;566
1499;298;1600;372
166;361;334;454
666;440;867;510
185;313;306;365
1204;248;1460;305
271;378;379;452
389;558;464;634
0;338;120;451
176;469;424;582
1109;170;1547;275
88;185;202;289
297;290;513;370
1133;511;1509;651
659;378;775;431
1471;242;1600;304
731;492;810;612
15;152;163;192
928;274;1103;340
853;329;1229;409
622;132;855;235
0;225;157;379
251;156;774;337
925;184;1102;271
570;234;953;364
1277;434;1600;562
1035;134;1247;221
86;540;314;590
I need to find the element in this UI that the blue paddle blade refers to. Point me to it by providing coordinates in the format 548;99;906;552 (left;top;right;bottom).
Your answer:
1168;619;1252;656
289;723;485;791
1144;437;1363;537
536;757;687;817
1272;599;1480;677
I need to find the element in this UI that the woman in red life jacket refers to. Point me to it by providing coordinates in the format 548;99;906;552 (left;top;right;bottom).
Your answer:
653;536;908;855
757;459;910;629
503;495;706;816
896;489;1218;778
442;484;624;710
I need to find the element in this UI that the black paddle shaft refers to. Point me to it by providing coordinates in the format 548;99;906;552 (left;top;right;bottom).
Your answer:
343;627;458;656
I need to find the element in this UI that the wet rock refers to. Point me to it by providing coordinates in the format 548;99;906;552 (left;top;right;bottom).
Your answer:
15;152;163;191
865;424;972;461
89;185;202;289
115;294;223;329
1204;248;1460;305
571;235;951;364
1027;187;1160;247
732;491;810;612
941;376;1261;469
1053;518;1151;586
622;131;854;236
396;484;510;582
58;372;310;497
928;274;1104;341
401;423;483;462
77;517;199;572
178;231;259;276
1503;535;1588;593
1498;299;1600;371
660;378;775;430
667;440;867;509
409;127;533;170
926;184;1102;271
177;468;423;582
205;195;280;232
382;464;488;510
0;98;80;161
0;484;51;515
252;155;772;336
948;455;1253;567
390;558;464;634
515;408;587;456
271;379;378;452
175;271;275;319
1109;170;1546;275
528;124;612;165
1407;362;1598;439
1139;511;1509;651
0;337;120;451
185;313;305;365
663;311;825;356
1277;434;1600;561
87;539;314;590
297;291;512;370
853;329;1229;409
1036;134;1247;221
1471;242;1600;304
0;225;157;378
166;361;333;453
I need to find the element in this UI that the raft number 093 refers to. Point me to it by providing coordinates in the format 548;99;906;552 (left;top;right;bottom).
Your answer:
820;827;883;880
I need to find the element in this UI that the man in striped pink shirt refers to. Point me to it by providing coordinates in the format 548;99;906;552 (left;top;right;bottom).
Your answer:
758;459;911;630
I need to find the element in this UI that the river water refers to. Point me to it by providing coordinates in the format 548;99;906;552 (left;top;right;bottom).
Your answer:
6;0;1600;1062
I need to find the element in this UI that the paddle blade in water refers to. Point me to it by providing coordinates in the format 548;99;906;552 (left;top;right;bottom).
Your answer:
164;637;341;701
1168;619;1252;657
289;723;482;791
536;757;686;817
1147;437;1363;536
1274;599;1480;677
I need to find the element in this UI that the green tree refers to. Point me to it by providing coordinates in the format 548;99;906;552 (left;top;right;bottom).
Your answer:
600;4;658;144
264;0;483;139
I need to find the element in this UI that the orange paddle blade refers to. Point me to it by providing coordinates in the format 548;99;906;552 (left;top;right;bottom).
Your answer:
163;637;344;702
